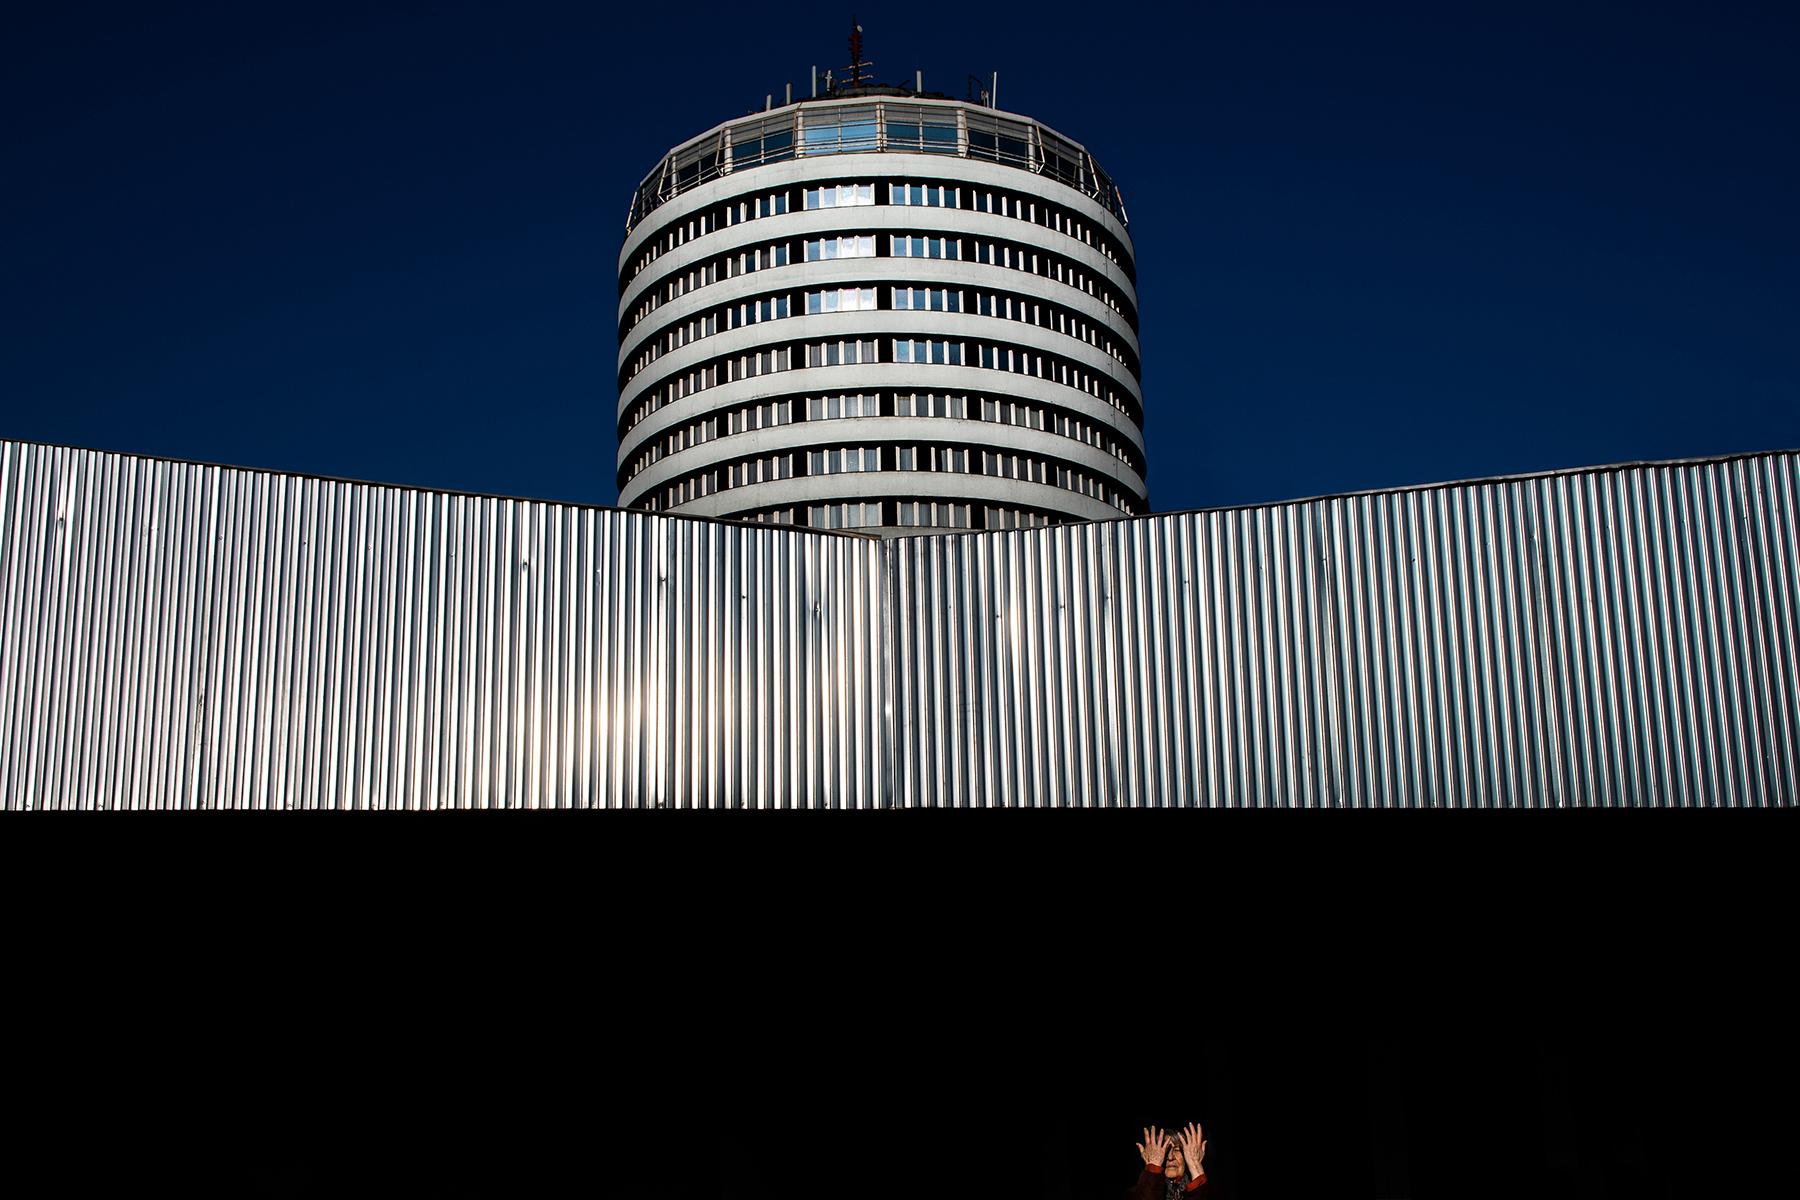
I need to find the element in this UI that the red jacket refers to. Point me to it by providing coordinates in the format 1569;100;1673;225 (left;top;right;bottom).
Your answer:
1123;1163;1207;1199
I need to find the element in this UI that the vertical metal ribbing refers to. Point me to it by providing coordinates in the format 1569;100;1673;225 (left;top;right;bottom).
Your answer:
2;440;1796;809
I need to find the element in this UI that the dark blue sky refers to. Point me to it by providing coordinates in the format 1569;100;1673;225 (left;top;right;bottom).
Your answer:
3;1;1794;511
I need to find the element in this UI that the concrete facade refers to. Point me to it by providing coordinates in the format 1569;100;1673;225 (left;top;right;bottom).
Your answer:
616;95;1145;535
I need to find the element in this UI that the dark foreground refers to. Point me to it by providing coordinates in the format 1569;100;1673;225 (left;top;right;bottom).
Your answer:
8;814;1788;1197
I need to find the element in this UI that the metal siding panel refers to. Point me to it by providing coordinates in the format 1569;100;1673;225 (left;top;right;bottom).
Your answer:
3;440;1796;808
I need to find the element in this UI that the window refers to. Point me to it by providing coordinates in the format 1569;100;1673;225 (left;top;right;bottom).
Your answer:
985;507;1052;530
1040;130;1083;186
980;398;1043;429
889;184;959;207
808;503;879;529
726;296;789;328
805;185;874;209
808;447;879;474
806;236;875;261
978;346;1038;374
897;447;916;471
883;106;960;154
726;401;792;433
896;502;969;529
806;340;878;367
728;245;789;276
891;236;960;260
672;142;723;193
937;448;968;473
802;106;878;155
894;392;966;418
727;348;791;381
806;288;877;314
894;339;962;365
966;115;1033;166
727;455;792;487
730;117;794;168
808;394;878;420
893;288;961;312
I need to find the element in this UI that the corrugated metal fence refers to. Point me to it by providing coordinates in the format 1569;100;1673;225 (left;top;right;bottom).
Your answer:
3;438;1795;807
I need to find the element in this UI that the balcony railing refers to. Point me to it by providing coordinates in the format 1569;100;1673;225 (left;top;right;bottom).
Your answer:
626;100;1128;233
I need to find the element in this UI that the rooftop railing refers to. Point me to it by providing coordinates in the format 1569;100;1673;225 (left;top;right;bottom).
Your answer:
626;99;1128;234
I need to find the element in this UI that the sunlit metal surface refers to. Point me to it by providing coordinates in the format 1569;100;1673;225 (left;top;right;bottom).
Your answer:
3;438;1795;807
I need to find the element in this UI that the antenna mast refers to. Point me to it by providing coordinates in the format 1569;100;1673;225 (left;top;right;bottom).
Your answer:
845;16;873;88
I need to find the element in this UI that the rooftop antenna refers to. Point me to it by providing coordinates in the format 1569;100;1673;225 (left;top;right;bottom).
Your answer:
845;16;873;88
966;73;991;106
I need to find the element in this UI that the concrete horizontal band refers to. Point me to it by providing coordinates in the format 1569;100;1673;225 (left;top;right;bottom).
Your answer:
617;414;1147;511
621;198;1138;323
669;471;1126;524
619;308;1143;427
618;363;1149;484
620;246;1142;374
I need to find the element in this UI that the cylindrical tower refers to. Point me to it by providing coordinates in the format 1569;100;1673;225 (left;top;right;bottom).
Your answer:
616;87;1144;533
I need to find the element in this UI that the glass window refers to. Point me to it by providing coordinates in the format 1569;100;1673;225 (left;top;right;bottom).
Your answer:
805;236;875;261
890;183;958;207
806;288;876;313
885;105;959;155
804;185;874;209
894;340;961;365
729;117;794;169
803;107;878;156
891;236;959;260
967;115;1032;166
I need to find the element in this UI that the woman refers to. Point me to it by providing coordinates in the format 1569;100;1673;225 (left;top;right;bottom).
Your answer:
1125;1123;1206;1198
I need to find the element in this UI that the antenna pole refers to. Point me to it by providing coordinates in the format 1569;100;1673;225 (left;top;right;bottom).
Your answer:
845;15;872;87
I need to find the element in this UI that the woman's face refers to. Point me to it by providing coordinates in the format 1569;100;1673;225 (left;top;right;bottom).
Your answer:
1164;1143;1183;1177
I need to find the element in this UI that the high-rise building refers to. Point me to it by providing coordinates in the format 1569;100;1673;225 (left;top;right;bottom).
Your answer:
616;82;1146;534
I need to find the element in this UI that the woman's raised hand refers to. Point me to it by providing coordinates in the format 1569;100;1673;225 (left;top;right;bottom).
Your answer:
1136;1127;1171;1169
1178;1122;1207;1178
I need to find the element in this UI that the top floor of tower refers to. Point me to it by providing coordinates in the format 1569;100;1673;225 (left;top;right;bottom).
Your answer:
622;87;1133;266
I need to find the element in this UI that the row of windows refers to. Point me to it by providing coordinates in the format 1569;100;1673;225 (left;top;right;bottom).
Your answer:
624;185;1133;336
727;455;794;487
805;340;878;369
806;288;878;314
725;501;1065;532
805;184;876;209
628;240;790;332
626;400;796;481
894;287;961;313
967;241;1116;313
630;97;1131;229
805;235;876;261
894;339;963;365
628;320;1138;431
629;275;1132;385
623;388;1137;485
626;324;1136;439
628;172;1130;288
802;391;1130;462
972;293;1127;367
637;441;1139;516
891;235;961;260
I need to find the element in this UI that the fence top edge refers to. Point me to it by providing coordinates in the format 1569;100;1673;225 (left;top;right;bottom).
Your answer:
7;436;1793;545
